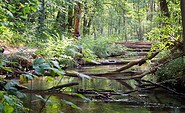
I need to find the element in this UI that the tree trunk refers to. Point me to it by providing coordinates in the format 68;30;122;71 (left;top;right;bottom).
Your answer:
74;2;82;38
83;2;88;35
38;0;45;32
87;17;93;35
123;14;127;41
68;4;73;33
56;9;66;32
118;17;121;35
181;0;185;55
159;0;170;17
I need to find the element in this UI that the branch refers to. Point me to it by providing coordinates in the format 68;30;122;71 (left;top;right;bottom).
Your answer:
113;52;159;72
48;82;79;91
140;80;185;97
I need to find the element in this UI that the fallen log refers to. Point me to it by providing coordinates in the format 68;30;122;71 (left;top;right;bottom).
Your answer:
113;52;159;72
114;68;158;80
123;86;158;94
115;42;152;45
115;42;152;49
79;59;129;66
116;80;133;90
123;44;152;49
112;52;184;81
140;80;185;98
48;82;79;90
126;49;150;52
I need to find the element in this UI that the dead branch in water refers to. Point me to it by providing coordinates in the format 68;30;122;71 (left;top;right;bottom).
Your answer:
48;82;79;91
113;52;159;72
140;80;185;97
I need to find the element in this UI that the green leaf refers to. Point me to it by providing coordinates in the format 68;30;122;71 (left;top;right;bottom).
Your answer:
64;100;82;110
50;70;55;76
35;67;44;75
51;60;60;69
50;68;65;76
20;15;27;19
4;81;19;90
2;67;12;72
31;7;37;12
82;58;100;64
0;103;3;110
46;76;54;82
33;58;46;68
40;63;51;69
75;93;90;101
14;90;26;98
72;71;91;79
52;104;58;109
4;105;14;113
22;73;33;80
6;10;14;18
4;95;13;105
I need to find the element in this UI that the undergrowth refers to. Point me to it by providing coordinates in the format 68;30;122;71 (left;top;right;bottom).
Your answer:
155;57;185;85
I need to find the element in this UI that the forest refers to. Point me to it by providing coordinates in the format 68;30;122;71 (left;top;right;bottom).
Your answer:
0;0;185;112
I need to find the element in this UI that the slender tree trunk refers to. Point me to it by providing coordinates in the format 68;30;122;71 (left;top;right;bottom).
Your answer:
83;1;88;35
87;17;92;35
56;9;66;32
110;15;113;35
118;17;121;35
68;4;73;33
181;0;185;57
74;2;82;38
159;0;170;17
123;14;127;41
38;0;45;32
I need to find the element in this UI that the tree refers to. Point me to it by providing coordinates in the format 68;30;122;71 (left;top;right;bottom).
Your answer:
181;0;185;55
159;0;170;17
74;1;82;38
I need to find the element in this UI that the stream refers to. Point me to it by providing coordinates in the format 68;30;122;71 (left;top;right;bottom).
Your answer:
21;65;185;113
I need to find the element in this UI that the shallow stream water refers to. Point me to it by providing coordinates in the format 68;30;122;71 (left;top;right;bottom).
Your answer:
21;65;185;113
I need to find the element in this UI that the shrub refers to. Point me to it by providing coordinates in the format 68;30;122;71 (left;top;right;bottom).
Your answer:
155;57;185;84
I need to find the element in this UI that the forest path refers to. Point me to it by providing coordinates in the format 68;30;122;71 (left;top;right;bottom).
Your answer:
2;46;37;56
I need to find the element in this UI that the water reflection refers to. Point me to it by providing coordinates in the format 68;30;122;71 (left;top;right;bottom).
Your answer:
21;65;185;113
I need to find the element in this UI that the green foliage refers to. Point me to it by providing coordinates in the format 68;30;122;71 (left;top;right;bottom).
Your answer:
0;0;39;30
0;84;27;113
1;54;28;109
78;35;124;58
155;57;185;82
0;26;29;46
147;0;181;52
63;100;82;110
33;58;65;76
35;32;75;67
